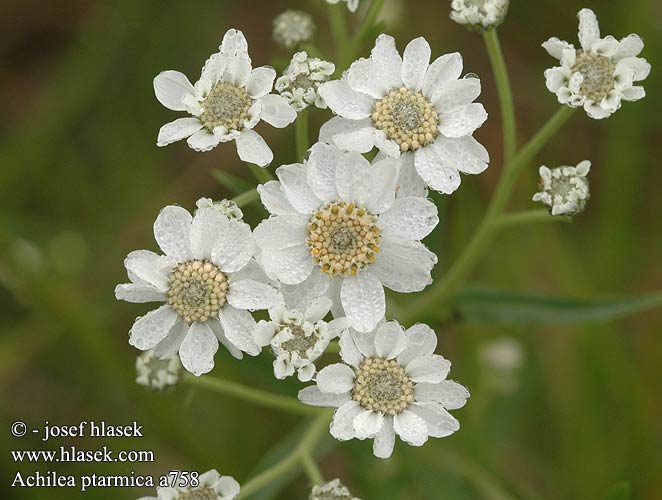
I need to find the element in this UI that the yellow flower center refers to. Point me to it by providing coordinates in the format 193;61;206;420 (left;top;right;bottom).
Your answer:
571;51;616;101
167;260;228;323
200;82;253;132
352;358;415;416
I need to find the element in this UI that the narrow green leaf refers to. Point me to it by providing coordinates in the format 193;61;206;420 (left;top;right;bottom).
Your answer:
211;169;252;194
605;481;631;500
453;288;662;325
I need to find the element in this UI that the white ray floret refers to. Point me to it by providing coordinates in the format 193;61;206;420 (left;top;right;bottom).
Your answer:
116;199;281;376
138;469;240;500
298;321;469;459
450;0;510;31
325;0;360;13
533;160;591;216
309;478;362;500
135;350;182;390
276;51;335;112
318;34;489;195
153;29;296;165
542;8;650;119
253;142;438;333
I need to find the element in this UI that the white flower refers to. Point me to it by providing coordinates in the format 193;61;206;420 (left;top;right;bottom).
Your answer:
253;142;438;333
542;8;651;119
115;199;281;376
298;321;469;459
478;337;524;394
138;469;240;500
276;51;335;112
450;0;510;30
136;350;182;390
533;160;590;216
309;478;361;500
153;29;296;165
196;198;244;220
325;0;360;13
254;297;348;381
318;35;489;194
273;10;316;50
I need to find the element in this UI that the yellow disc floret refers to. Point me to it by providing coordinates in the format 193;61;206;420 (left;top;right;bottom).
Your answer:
352;358;415;416
167;260;228;323
200;82;253;132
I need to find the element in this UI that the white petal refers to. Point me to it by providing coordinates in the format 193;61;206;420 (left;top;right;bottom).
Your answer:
319;116;375;152
341;271;386;333
260;245;315;285
370;34;404;89
246;66;276;98
402;37;431;91
298;386;351;407
236;129;273;166
617;57;651;82
304;296;333;322
409;402;459;438
258;180;297;215
228;279;280;310
298;364;316;382
414;147;461;194
347;58;393;99
280;271;330;310
153;317;188;359
253;215;308;250
393;410;428;446
220;29;249;57
276;163;321;214
179;322;219;376
317;363;355;394
217;476;241;498
211;218;255;273
435;135;489;175
330;401;363;440
157;117;203;147
406;354;451;383
423;53;463;102
351;329;377;358
415;380;470;410
222;52;252;88
187;129;221;152
318;80;374;120
374;321;407;359
208;318;243;360
542;38;575;60
253;319;278;347
373;417;396;458
373;130;401;158
190;207;229;260
217;305;259;355
274;356;295;379
398;323;438;366
439;103;488;138
153;205;192;261
260;94;297;128
306;143;342;203
129;304;178;350
614;34;644;61
545;67;570;93
578;8;600;51
621;86;646;101
432;78;481;113
373;238;436;293
337;156;398;214
380;196;438;241
334;126;377;154
115;283;165;303
353;410;384;439
153;70;195;111
333;151;371;202
395;154;428;198
339;330;364;367
124;254;173;291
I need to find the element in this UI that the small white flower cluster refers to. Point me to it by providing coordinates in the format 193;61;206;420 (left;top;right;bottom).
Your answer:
196;197;243;220
325;0;360;13
135;350;182;390
138;469;239;500
533;161;591;216
450;0;510;31
310;478;361;500
276;51;335;112
273;10;316;50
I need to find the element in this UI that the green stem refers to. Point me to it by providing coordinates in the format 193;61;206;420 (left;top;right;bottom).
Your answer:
248;162;274;183
353;0;385;54
483;29;517;163
183;374;318;416
327;4;351;73
495;209;572;229
237;410;332;498
296;109;310;160
231;188;259;207
402;106;575;323
300;451;325;485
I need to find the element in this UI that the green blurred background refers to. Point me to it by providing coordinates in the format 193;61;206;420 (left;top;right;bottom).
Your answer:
1;0;660;499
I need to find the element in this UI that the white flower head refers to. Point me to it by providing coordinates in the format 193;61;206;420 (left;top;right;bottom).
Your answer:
153;29;297;165
309;478;361;500
136;350;182;390
254;297;348;381
542;8;651;119
273;10;316;50
533;160;590;216
116;198;281;376
196;198;244;220
325;0;361;13
318;35;489;195
254;143;438;333
276;51;336;112
299;321;469;459
450;0;510;31
139;469;240;500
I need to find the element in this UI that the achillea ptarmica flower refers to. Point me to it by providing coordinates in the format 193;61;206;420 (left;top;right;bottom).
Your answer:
154;29;296;165
273;10;316;50
135;350;182;390
542;9;650;119
299;321;469;458
325;0;360;13
450;0;510;31
533;160;590;216
196;197;243;220
116;199;280;376
276;51;335;112
318;35;489;194
254;297;348;381
139;469;240;500
310;478;361;500
253;143;438;333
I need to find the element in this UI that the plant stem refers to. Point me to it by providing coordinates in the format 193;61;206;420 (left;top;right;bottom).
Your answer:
183;374;319;416
327;4;351;73
301;451;325;485
237;410;333;498
231;188;259;207
353;0;385;54
495;209;572;229
296;109;310;160
483;29;517;163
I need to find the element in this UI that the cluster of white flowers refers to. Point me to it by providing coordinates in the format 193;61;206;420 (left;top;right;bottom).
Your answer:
533;161;591;216
450;0;510;31
135;350;182;390
276;51;335;112
273;10;316;50
310;478;361;500
139;470;240;500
